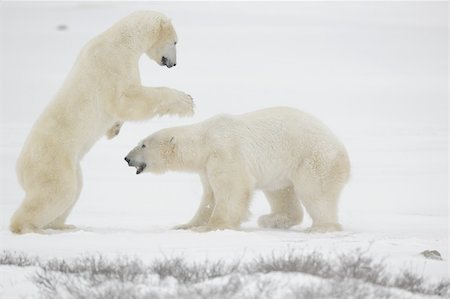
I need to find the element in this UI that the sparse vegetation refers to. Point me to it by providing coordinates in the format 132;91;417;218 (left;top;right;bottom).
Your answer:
1;249;448;299
0;250;38;267
149;256;240;284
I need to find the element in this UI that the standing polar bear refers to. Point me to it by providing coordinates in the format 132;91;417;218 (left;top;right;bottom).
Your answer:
125;107;350;232
10;11;194;234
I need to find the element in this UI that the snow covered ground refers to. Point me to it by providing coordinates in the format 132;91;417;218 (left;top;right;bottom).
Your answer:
0;2;448;298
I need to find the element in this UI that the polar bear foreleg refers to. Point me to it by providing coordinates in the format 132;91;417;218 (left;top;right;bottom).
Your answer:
204;184;251;231
173;174;214;230
114;86;194;121
195;161;253;232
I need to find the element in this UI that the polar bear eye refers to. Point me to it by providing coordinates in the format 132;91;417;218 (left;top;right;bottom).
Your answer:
141;144;146;148
174;41;177;45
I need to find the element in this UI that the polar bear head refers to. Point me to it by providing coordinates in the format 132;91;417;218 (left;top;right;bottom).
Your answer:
124;130;177;175
147;17;178;68
118;11;178;68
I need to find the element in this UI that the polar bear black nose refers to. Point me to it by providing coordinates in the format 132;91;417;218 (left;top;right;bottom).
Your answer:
124;157;130;164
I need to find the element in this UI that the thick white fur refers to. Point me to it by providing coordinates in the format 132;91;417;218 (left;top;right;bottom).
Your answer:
10;11;194;234
126;107;350;232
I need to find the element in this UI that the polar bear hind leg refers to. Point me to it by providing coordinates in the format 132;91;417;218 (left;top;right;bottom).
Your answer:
45;207;77;230
10;167;79;234
10;193;73;234
45;165;82;230
299;192;342;233
293;174;346;233
258;186;303;229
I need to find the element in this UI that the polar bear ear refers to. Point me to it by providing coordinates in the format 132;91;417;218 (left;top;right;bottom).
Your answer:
167;136;177;154
159;17;172;33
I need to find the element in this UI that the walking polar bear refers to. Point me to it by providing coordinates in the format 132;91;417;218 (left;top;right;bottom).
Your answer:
10;11;194;234
125;107;350;232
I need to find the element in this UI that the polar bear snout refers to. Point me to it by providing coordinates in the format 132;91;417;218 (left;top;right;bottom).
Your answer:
160;42;177;68
124;155;147;175
161;56;176;68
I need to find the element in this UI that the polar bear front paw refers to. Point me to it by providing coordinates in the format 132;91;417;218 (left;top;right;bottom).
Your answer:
167;90;194;117
192;225;216;233
258;213;301;229
191;223;238;232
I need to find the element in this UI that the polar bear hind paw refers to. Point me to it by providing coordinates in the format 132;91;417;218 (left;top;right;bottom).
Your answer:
10;224;39;234
45;223;77;231
258;213;301;229
172;223;200;230
306;223;342;233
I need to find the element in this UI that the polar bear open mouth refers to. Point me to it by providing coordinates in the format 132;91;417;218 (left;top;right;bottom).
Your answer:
135;163;147;174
